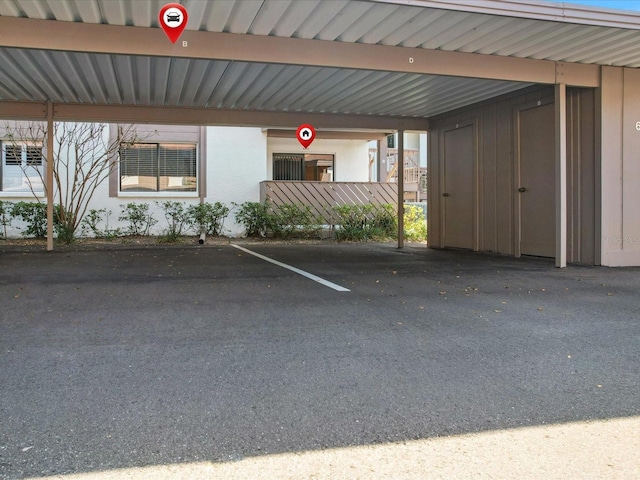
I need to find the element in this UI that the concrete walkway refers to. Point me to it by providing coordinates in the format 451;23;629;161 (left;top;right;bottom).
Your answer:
20;417;640;479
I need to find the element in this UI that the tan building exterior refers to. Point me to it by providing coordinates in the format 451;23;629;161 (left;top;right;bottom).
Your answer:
428;86;597;265
428;68;640;266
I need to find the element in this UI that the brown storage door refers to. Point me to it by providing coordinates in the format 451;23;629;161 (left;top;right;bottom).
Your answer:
518;103;555;257
443;125;475;249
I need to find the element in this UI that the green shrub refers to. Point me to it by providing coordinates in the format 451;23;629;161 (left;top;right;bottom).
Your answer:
156;201;190;243
335;204;359;240
9;201;76;241
81;209;122;240
156;201;189;240
333;204;397;241
234;201;270;237
373;204;397;238
56;219;76;244
268;203;321;239
333;203;426;242
11;202;49;238
82;208;105;237
333;204;369;241
187;202;229;236
119;203;157;236
235;201;322;239
403;204;427;241
9;201;72;241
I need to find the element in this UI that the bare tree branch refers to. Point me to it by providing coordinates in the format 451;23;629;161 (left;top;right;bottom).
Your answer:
2;121;143;242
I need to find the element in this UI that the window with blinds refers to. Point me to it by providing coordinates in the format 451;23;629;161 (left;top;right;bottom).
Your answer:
4;145;22;166
120;143;197;192
25;147;44;166
1;142;44;193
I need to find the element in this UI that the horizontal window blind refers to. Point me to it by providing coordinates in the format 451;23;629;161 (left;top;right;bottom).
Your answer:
120;143;197;192
25;147;43;166
158;144;196;178
120;144;157;177
4;145;21;166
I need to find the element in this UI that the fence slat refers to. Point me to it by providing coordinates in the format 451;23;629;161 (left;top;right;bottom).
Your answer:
260;181;398;224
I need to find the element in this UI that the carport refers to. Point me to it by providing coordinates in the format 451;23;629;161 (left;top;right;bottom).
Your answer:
1;0;640;266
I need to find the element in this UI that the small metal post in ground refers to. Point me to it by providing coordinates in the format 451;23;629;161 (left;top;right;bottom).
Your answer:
46;101;54;252
397;130;404;249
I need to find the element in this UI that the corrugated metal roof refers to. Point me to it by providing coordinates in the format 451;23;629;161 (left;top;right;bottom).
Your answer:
2;0;639;66
0;0;639;124
0;47;530;118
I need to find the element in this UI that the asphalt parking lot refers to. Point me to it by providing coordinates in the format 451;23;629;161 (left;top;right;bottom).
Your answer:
1;242;639;479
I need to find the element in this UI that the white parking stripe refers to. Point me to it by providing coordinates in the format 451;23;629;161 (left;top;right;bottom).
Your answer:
231;244;350;292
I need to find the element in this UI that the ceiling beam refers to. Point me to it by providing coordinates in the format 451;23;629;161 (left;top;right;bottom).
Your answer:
0;101;47;120
0;16;599;87
0;101;428;131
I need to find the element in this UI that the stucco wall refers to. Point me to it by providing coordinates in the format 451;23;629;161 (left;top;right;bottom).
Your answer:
93;124;205;237
206;127;267;236
1;125;268;238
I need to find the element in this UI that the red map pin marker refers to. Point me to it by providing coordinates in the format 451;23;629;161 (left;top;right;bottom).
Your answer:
159;3;188;44
296;124;316;149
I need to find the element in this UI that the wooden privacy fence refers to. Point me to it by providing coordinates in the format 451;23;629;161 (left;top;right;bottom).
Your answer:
260;181;398;225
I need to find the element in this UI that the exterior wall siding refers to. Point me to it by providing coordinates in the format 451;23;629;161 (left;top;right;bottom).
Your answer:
600;67;640;266
428;85;598;265
567;88;597;265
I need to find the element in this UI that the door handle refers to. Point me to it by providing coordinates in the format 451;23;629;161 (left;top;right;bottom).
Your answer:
443;192;450;197
518;187;527;193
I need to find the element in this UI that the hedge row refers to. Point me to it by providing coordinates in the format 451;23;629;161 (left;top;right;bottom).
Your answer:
235;201;427;242
0;200;427;243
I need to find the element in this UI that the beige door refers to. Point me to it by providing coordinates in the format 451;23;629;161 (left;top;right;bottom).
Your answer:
518;103;555;257
443;125;475;249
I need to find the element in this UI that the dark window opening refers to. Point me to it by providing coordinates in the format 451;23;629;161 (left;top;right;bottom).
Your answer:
273;153;334;181
387;135;395;149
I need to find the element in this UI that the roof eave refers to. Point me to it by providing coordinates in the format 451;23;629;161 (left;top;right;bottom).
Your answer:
367;0;640;30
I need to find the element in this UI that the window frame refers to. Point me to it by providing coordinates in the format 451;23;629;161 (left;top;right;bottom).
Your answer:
0;140;45;196
118;141;199;197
